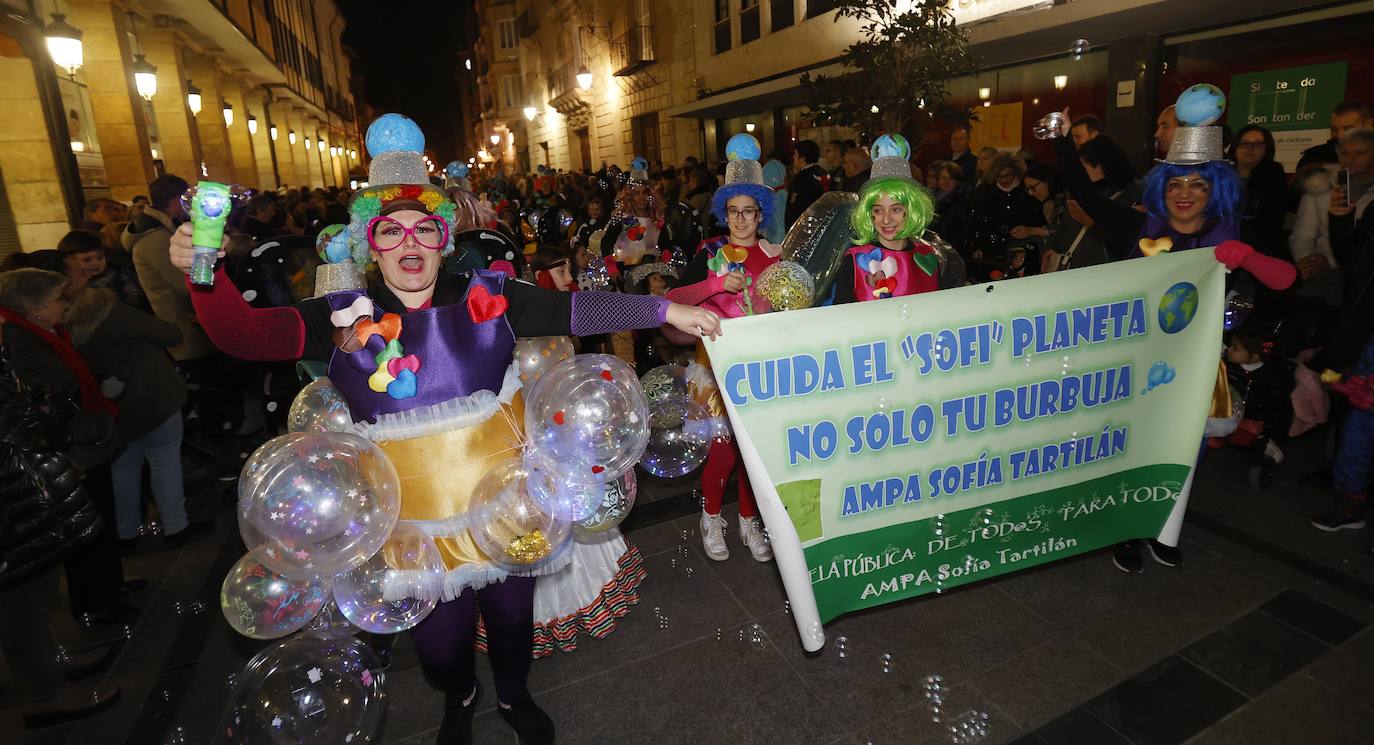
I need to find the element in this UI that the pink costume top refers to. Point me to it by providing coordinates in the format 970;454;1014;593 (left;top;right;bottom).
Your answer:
665;236;780;319
838;241;941;303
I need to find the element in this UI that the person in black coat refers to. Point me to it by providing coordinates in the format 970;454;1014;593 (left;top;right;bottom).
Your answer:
0;316;120;726
1228;125;1289;258
929;161;973;255
969;152;1045;273
786;140;828;229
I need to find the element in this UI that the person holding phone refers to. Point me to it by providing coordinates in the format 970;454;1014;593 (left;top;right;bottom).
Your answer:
1291;129;1374;287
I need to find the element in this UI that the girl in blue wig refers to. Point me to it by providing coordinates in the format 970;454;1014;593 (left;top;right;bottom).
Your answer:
666;133;780;565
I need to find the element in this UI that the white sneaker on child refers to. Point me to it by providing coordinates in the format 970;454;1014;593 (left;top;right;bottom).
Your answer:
700;511;729;561
738;516;774;562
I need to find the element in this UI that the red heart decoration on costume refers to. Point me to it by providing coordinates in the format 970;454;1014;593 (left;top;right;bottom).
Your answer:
600;370;614;381
627;225;645;241
591;465;605;474
466;284;509;324
553;410;566;425
877;277;898;293
386;354;422;377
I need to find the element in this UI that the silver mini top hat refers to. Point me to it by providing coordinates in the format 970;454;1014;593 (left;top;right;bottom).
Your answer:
1163;84;1229;165
723;133;765;186
1164;126;1224;165
628;156;650;183
866;134;915;184
313;261;365;297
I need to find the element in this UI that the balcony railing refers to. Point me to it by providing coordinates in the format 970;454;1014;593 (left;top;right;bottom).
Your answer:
547;60;579;102
612;25;655;76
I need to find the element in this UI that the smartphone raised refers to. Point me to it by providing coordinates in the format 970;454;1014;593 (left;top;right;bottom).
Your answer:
1337;168;1352;207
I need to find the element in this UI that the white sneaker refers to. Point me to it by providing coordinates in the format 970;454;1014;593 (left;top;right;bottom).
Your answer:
738;516;774;562
1264;439;1284;464
700;511;729;561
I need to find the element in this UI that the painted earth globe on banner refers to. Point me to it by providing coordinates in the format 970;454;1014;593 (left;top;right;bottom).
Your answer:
1175;83;1227;127
1158;282;1199;334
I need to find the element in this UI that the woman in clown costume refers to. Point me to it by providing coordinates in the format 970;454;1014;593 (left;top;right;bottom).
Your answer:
166;114;719;745
666;133;778;563
1046;88;1296;573
833;134;952;303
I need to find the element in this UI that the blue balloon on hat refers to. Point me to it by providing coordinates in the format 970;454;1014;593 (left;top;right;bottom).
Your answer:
366;113;425;157
445;161;469;178
871;133;911;161
1175;84;1227;128
725;133;761;162
631;156;649;172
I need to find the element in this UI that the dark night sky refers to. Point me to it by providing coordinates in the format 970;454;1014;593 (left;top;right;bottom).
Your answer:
338;0;473;160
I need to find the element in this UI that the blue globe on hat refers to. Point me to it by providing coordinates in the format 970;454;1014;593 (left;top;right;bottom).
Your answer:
1165;85;1227;165
867;133;915;184
712;133;774;226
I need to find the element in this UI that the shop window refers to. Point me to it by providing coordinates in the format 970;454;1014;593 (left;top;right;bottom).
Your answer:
741;0;760;44
714;0;731;54
771;0;794;32
807;0;838;19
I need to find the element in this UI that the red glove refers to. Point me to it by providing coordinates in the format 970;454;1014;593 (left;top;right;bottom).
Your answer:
1214;240;1251;270
1215;240;1297;291
1330;375;1374;410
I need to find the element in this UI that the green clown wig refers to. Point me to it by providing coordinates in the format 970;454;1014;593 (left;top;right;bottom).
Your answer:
850;177;935;245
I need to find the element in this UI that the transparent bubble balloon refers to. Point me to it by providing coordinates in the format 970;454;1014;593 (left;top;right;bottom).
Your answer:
468;457;573;571
780;191;860;303
223;627;385;744
639;397;712;478
523;452;603;521
639;363;689;404
238;432;401;581
332;523;444;634
1070;38;1090;59
756;260;814;312
287;378;358;434
221;553;330;640
512;336;576;387
574;469;638;537
523;354;650;481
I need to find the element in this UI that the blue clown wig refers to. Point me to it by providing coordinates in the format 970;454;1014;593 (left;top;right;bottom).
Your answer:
1142;160;1243;223
711;183;777;229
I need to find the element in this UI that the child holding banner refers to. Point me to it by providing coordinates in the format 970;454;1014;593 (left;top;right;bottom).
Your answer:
832;134;955;303
666;133;779;563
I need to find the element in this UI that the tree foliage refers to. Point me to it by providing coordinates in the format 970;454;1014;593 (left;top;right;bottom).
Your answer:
801;0;981;139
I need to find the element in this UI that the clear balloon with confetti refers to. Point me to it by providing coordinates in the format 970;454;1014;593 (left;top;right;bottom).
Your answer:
238;432;401;581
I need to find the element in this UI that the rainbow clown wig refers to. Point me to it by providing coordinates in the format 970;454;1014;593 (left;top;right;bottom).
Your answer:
850;134;935;245
711;133;776;228
348;113;458;268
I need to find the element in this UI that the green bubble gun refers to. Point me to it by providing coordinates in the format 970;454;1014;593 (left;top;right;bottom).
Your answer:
187;181;233;286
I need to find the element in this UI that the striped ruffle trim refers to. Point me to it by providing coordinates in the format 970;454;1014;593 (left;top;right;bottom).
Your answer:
476;542;647;658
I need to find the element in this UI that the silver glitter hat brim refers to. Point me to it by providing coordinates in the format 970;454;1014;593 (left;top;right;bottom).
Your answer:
868;156;914;183
725;160;764;186
369;149;431;186
313;262;366;298
1164;126;1224;165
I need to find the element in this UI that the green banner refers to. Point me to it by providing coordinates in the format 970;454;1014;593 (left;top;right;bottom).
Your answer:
705;251;1225;643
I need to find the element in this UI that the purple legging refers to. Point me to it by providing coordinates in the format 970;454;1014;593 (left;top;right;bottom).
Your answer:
411;575;535;703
